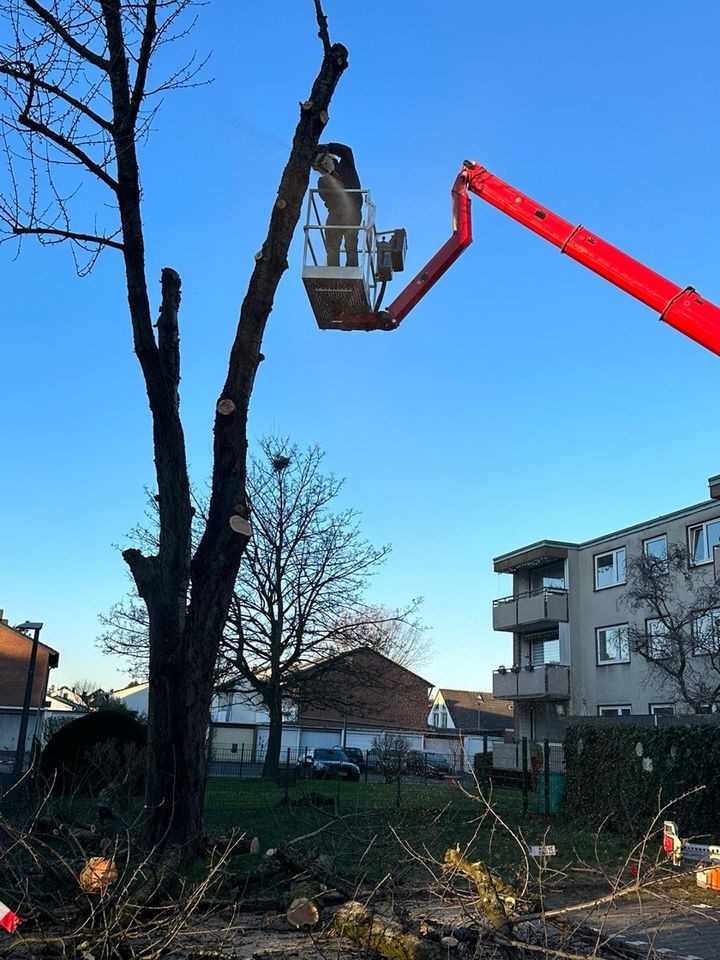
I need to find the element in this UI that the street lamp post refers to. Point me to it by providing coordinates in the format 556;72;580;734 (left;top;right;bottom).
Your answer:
341;655;353;750
13;621;44;780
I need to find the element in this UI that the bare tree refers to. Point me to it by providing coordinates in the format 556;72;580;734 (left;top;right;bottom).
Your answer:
221;437;394;777
330;602;432;670
622;542;720;711
369;731;410;783
100;440;431;778
1;0;348;859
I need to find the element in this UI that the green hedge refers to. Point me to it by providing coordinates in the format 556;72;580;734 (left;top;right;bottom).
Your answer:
564;724;720;836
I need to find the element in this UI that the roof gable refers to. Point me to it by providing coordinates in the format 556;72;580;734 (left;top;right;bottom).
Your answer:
437;688;513;732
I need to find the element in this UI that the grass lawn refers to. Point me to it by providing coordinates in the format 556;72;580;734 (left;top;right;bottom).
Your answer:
204;777;632;887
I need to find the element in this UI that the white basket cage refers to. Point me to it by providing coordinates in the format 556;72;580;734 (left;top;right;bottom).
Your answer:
302;188;379;330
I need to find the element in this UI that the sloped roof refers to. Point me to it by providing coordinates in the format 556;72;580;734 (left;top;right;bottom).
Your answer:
292;647;432;686
439;689;513;732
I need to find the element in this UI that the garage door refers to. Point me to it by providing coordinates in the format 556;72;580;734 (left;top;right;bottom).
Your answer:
299;729;342;751
210;725;255;761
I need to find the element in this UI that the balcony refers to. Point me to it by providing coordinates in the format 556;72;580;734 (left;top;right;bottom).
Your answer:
492;663;571;701
492;587;568;633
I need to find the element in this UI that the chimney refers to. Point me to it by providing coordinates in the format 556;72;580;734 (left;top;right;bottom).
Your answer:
709;475;720;501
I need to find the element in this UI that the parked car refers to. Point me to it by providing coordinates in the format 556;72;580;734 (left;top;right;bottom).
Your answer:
296;747;360;781
407;750;452;778
343;747;365;771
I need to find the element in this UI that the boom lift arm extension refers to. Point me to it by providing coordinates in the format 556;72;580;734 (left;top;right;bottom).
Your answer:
347;161;720;357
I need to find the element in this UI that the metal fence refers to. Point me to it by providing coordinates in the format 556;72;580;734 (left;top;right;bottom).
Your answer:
204;740;567;816
475;738;565;816
208;745;465;783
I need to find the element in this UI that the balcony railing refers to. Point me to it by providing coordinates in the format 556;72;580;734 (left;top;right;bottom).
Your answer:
492;663;571;701
492;587;568;633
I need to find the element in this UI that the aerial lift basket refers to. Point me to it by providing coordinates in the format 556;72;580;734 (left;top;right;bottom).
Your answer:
302;188;378;330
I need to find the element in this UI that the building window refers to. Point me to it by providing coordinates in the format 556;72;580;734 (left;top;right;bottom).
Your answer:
643;534;668;569
688;518;720;566
597;624;630;665
598;704;632;716
646;618;672;659
528;630;560;666
691;608;720;656
432;706;448;728
230;743;238;754
649;703;675;716
595;547;626;590
530;560;566;592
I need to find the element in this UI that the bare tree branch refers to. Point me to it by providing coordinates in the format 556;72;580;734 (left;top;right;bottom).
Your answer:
314;0;331;55
0;60;113;132
622;542;720;710
8;223;124;248
127;0;156;126
18;104;118;189
21;0;111;71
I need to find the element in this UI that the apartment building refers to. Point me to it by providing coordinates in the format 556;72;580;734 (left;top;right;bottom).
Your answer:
491;475;720;742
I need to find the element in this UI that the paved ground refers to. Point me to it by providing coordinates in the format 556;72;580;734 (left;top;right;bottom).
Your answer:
550;886;720;959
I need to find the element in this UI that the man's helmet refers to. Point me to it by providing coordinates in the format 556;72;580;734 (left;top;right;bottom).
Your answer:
312;149;335;175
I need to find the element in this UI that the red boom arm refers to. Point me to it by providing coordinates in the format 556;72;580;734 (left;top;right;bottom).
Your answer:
344;161;720;357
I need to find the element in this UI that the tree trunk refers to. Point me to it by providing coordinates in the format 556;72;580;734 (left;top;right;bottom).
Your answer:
142;613;213;854
263;689;283;779
0;0;349;866
126;16;347;857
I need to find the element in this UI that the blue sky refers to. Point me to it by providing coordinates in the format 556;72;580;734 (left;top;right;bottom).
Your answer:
2;1;719;691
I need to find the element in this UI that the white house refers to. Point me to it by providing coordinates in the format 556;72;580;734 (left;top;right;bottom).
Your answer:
110;681;150;717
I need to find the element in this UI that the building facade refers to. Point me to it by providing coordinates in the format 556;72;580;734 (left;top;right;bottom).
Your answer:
0;612;59;768
209;648;434;761
491;475;720;742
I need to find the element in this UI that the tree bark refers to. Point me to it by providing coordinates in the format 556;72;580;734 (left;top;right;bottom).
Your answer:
137;30;348;857
262;686;284;779
334;901;446;960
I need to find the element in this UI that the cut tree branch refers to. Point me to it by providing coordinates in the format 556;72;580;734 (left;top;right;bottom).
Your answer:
156;266;182;403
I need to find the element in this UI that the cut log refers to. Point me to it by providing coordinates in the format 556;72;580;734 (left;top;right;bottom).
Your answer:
235;836;260;855
284;880;324;928
286;897;320;928
334;901;446;960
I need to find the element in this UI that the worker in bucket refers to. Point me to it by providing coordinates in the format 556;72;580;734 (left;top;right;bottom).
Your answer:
313;143;363;267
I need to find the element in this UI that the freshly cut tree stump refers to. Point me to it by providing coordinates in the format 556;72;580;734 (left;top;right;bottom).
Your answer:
334;900;445;960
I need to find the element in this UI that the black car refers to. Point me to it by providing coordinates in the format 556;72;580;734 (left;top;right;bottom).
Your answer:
296;747;360;781
343;747;365;771
407;750;452;778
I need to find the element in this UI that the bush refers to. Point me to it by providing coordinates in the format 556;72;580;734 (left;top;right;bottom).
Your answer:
565;723;720;836
40;708;147;797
